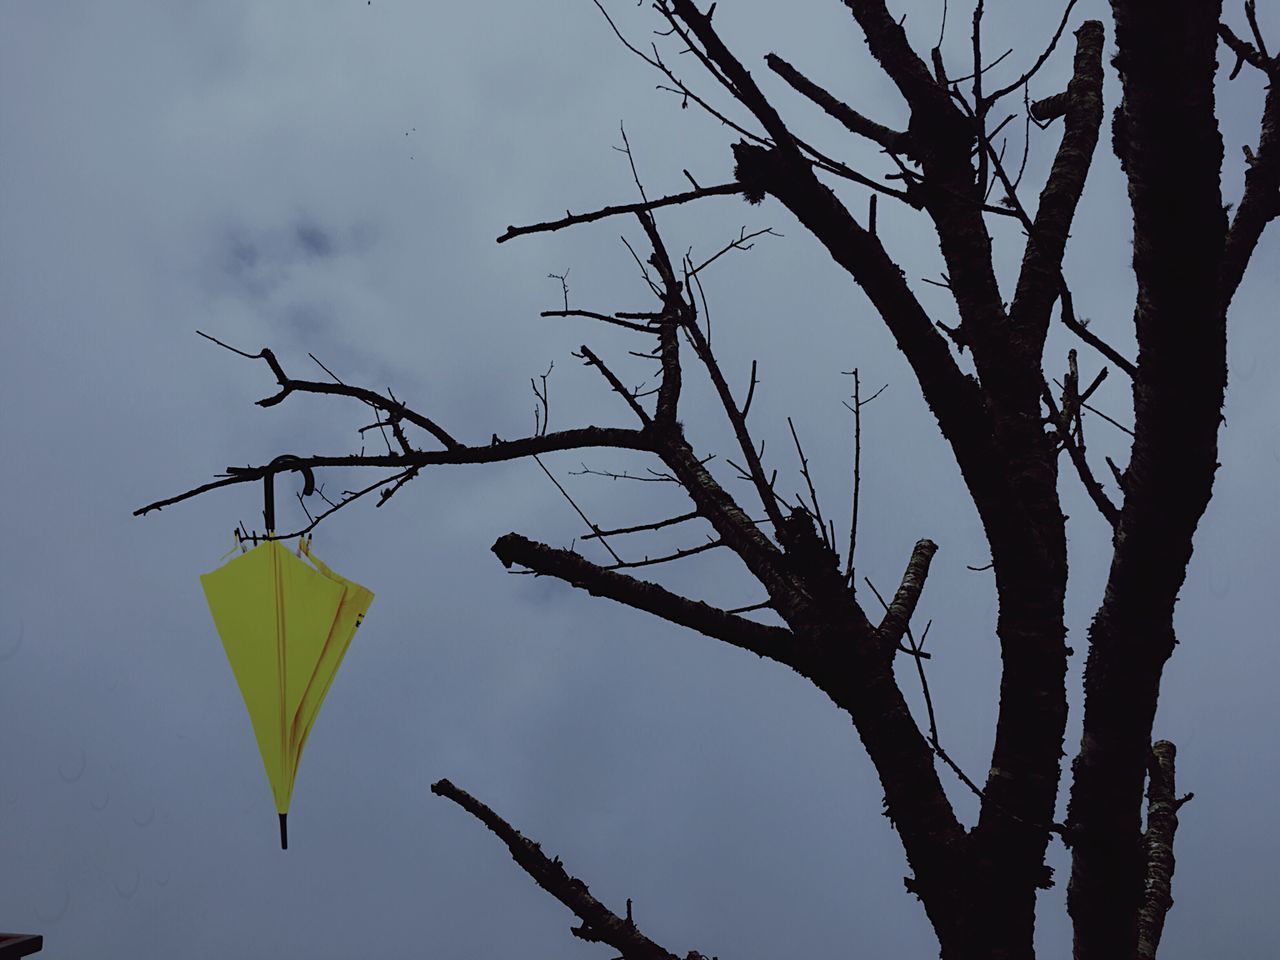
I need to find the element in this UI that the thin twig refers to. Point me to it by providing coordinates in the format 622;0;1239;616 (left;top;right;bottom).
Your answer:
984;0;1081;106
533;454;624;565
845;369;862;589
1043;384;1120;527
787;417;832;551
600;537;724;571
498;182;745;244
582;511;701;540
725;600;773;614
577;345;653;425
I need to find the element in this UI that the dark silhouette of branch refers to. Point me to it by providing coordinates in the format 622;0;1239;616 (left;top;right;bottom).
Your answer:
533;455;624;565
430;779;683;960
1067;1;1232;954
135;426;655;518
630;210;686;426
1058;289;1137;379
1030;91;1068;123
724;599;773;615
765;53;912;155
1059;380;1135;437
840;375;889;590
589;0;774;150
196;331;460;449
972;0;989;195
689;225;781;276
872;603;981;796
786;417;833;551
1219;19;1279;308
676;279;788;539
581;511;701;541
577;345;653;425
1137;740;1193;960
540;309;656;333
660;1;797;154
946;48;1015;86
730;136;1009;532
1219;22;1270;75
874;539;939;650
1007;21;1104;351
984;0;1081;106
840;370;885;590
1043;384;1121;528
1244;0;1271;60
654;429;804;619
498;182;745;244
573;463;680;484
492;533;795;665
600;537;723;571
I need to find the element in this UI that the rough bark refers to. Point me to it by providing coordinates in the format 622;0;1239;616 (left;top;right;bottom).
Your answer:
1067;2;1228;957
1136;741;1187;960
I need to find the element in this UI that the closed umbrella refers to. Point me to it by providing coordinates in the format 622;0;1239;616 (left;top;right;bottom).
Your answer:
199;462;374;848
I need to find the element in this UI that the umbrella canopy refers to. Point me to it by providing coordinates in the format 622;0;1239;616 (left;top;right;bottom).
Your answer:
200;536;374;848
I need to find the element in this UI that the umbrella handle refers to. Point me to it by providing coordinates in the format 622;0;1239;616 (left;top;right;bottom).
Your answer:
262;456;316;535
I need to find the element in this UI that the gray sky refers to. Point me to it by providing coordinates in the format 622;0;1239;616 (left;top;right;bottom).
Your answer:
1;1;1276;957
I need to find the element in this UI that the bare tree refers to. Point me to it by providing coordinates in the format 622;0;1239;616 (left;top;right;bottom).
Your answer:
136;1;1277;957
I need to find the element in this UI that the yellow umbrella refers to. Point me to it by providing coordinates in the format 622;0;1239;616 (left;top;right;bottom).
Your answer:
200;534;373;848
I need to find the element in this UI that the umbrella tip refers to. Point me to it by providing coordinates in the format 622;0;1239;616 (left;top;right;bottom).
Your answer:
279;812;288;850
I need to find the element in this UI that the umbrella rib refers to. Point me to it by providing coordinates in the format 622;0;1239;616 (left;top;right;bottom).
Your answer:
275;545;288;819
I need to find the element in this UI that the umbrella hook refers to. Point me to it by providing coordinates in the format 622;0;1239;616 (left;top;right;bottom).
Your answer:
261;455;316;538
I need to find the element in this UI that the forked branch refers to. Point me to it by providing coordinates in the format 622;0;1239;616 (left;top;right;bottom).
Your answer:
196;331;460;449
765;52;912;155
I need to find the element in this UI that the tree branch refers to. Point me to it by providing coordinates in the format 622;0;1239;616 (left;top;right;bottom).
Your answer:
599;537;723;571
1068;1;1229;954
1042;384;1121;528
430;779;683;960
540;309;656;334
582;510;701;540
1136;740;1191;960
842;0;957;118
1008;21;1105;353
1218;22;1269;75
874;539;939;651
577;345;654;426
764;53;913;155
196;331;460;450
1030;91;1069;123
498;182;745;244
491;533;795;665
1058;289;1137;378
983;0;1082;107
655;432;809;620
684;325;787;543
633;211;686;425
728;141;1017;558
134;427;655;518
664;0;799;155
973;74;1134;383
1220;49;1279;308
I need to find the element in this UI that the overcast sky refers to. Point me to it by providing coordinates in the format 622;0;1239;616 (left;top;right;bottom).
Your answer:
2;2;1276;957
